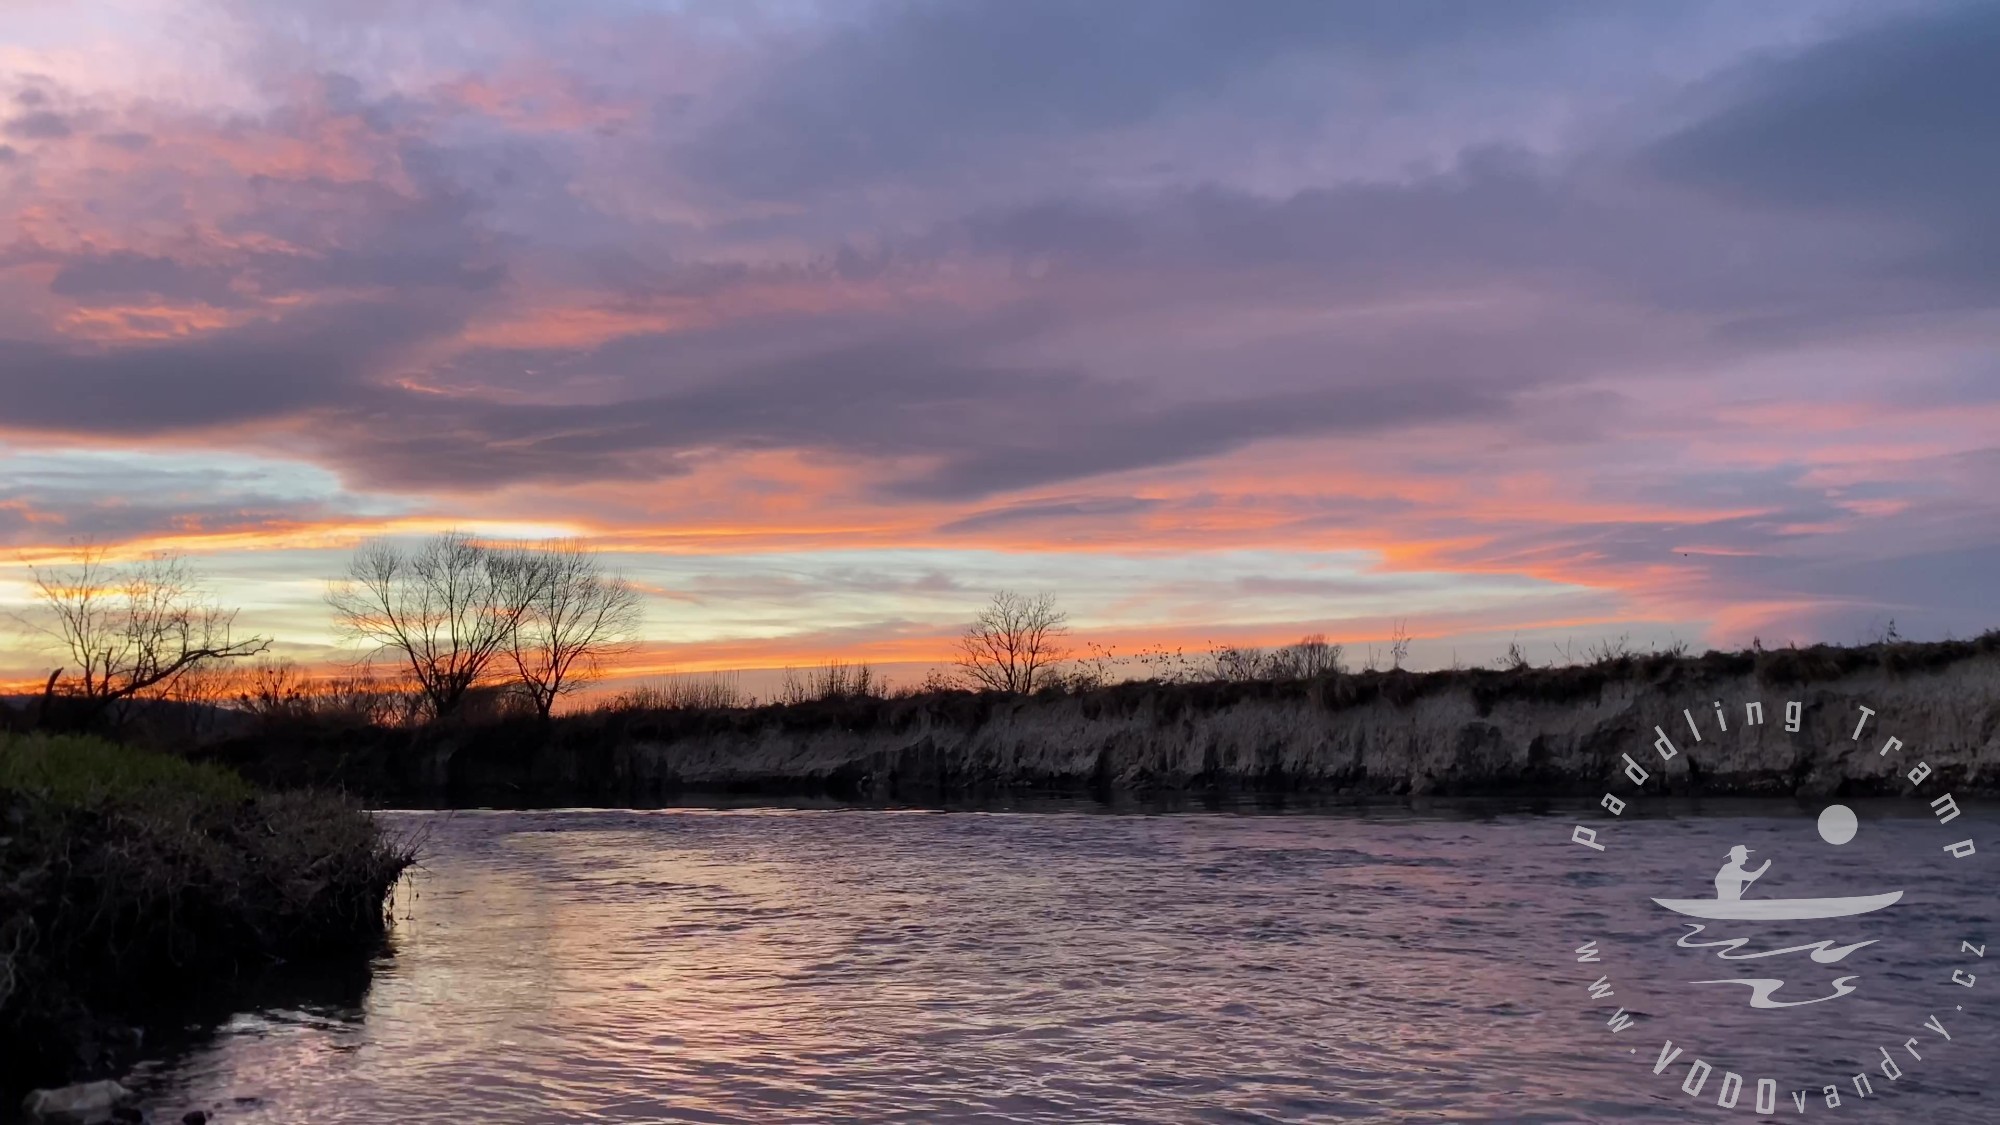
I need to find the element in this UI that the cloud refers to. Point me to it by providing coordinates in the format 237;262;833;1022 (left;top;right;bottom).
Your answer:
0;445;418;554
1;0;1997;665
680;0;1587;198
45;251;244;304
946;144;1943;341
0;299;459;434
284;309;1571;499
938;496;1166;535
1647;2;2000;293
888;375;1519;500
1697;543;2000;645
4;109;72;139
0;112;1958;506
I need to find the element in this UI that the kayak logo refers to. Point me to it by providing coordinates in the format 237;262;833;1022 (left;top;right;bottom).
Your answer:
1567;698;1985;1114
1663;812;1897;1011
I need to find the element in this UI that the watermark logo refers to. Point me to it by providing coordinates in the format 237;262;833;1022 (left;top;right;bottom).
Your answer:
1568;698;1984;1113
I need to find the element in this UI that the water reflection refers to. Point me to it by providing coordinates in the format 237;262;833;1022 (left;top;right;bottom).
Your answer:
122;807;1995;1123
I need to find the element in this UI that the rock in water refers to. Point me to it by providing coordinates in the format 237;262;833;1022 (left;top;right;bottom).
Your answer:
20;1079;132;1119
181;1113;209;1125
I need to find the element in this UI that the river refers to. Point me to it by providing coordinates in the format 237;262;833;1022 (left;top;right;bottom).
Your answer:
121;804;1995;1122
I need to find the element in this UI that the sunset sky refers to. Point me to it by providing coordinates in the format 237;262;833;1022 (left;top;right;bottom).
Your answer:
3;0;1997;693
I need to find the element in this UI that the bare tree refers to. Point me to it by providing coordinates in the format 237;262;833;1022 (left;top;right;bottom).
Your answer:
319;667;424;727
505;541;643;718
953;590;1070;693
1206;644;1270;682
17;548;269;725
327;532;545;719
235;657;314;720
1268;633;1344;679
224;657;415;728
1389;619;1411;670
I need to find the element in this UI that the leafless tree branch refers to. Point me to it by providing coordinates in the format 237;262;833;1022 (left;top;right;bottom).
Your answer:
16;546;269;724
327;532;548;719
505;540;643;718
953;590;1070;694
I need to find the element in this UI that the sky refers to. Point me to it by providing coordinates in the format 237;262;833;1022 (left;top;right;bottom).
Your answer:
2;0;1997;693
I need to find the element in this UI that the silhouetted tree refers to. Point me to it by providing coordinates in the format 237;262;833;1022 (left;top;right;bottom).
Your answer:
327;532;543;719
18;547;268;726
954;590;1070;693
1206;644;1270;682
235;657;314;720
505;540;642;718
1269;633;1343;678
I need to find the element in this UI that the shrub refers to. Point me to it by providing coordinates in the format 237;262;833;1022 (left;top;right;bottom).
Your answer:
0;734;412;1088
778;660;881;704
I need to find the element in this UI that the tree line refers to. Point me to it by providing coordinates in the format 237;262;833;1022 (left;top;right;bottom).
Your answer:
8;534;1374;731
327;534;641;719
12;535;640;726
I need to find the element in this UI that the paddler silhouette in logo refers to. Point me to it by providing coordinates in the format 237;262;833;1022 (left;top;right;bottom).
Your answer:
1656;806;1901;1008
1713;845;1770;902
1655;814;1901;922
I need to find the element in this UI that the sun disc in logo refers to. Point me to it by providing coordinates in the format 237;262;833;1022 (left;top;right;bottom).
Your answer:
1818;803;1859;846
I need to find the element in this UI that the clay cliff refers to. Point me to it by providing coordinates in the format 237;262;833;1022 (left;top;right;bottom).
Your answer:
200;640;2000;804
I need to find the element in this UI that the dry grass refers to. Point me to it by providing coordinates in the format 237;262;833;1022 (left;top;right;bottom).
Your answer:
605;672;748;711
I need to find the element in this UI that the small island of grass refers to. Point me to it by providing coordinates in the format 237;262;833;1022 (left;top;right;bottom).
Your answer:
0;734;412;1100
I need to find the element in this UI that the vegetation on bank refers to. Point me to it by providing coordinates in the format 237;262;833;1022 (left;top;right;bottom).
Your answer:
20;535;1991;745
0;734;412;1091
571;628;2000;736
10;537;1996;800
158;630;2000;806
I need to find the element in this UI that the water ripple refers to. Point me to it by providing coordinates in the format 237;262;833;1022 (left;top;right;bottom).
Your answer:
122;807;1998;1123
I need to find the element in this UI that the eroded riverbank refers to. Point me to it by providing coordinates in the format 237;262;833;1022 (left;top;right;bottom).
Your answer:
200;640;2000;806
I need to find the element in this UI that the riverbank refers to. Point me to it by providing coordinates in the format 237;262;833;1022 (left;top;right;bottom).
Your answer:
0;735;411;1097
195;636;2000;805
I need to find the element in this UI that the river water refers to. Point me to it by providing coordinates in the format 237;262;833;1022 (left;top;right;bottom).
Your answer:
125;804;1994;1123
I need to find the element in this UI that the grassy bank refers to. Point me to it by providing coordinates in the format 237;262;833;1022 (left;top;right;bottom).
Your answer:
0;734;412;1092
188;634;2000;805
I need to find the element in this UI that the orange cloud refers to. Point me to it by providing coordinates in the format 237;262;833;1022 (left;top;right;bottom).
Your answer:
55;302;260;341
